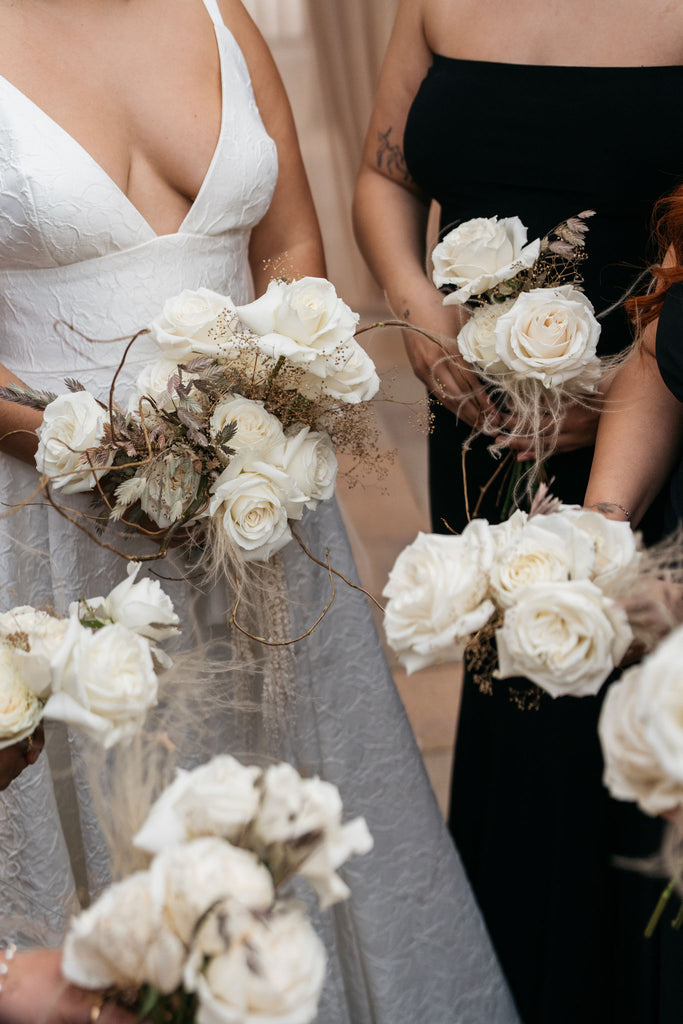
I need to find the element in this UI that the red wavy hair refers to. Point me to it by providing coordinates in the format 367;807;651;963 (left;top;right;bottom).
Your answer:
627;185;683;325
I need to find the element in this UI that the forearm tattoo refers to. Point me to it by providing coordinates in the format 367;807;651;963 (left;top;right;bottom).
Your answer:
376;127;414;183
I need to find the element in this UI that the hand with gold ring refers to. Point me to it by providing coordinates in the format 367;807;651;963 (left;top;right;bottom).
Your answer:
0;726;45;791
0;949;138;1024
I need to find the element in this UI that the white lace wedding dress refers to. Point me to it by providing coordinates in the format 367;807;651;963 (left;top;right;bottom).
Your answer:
0;2;519;1020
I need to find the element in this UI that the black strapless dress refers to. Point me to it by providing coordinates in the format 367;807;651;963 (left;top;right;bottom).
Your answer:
656;281;683;529
405;59;683;1024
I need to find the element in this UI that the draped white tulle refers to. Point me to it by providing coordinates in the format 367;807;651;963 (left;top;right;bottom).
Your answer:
0;1;519;1020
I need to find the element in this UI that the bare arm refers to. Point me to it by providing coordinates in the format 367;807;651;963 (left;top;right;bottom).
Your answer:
217;1;325;291
0;366;42;466
584;318;683;526
352;0;497;428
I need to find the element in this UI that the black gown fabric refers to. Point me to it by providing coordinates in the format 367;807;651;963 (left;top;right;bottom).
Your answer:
656;280;683;529
404;58;683;1024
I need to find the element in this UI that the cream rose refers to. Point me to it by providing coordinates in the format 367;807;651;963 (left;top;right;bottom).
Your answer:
493;286;602;387
185;900;326;1024
134;755;262;854
36;391;113;494
599;663;683;817
0;643;44;748
383;530;495;674
45;617;159;747
311;340;380;403
209;395;285;465
496;580;633;697
0;607;69;696
278;426;337;510
130;357;191;414
150;288;235;360
209;463;308;561
545;506;641;596
639;627;683;786
432;216;540;304
456;300;515;373
95;562;180;643
62;871;185;994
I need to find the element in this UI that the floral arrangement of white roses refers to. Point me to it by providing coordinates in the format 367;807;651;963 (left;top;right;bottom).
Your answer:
0;278;380;566
383;493;644;700
62;754;373;1024
0;563;179;750
431;212;620;481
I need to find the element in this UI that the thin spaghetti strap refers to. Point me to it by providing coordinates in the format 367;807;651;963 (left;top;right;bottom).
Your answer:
200;0;224;28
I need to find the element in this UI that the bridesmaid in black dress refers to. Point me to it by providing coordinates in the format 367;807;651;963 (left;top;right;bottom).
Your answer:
354;3;683;1022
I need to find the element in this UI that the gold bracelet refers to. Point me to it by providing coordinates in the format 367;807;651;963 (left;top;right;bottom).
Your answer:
0;941;17;996
589;501;632;521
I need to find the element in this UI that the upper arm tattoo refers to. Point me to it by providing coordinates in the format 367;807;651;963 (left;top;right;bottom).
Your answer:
376;126;414;184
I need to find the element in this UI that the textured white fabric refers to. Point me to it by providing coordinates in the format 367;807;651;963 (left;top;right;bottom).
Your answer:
0;3;519;1020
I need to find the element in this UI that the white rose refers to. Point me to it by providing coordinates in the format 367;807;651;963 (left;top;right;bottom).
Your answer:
185;900;326;1024
0;607;69;696
209;463;308;562
545;506;641;596
140;451;202;529
599;663;683;817
278;427;337;510
62;871;186;994
130;357;191;414
45;617;158;747
493;286;602;387
209;396;285;466
496;580;633;697
236;278;358;358
94;562;180;642
639;627;683;786
152;837;274;946
432;216;541;304
150;288;235;360
0;643;44;748
134;756;263;854
36;391;113;494
489;509;529;553
383;530;495;674
309;340;380;404
456;301;515;373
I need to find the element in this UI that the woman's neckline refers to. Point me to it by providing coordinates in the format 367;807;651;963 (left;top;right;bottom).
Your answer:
432;53;682;71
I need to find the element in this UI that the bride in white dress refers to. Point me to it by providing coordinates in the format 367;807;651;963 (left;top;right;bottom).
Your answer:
0;2;519;1021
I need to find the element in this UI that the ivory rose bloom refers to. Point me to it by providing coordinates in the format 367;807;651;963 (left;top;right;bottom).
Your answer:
0;607;69;695
489;517;594;609
278;426;337;509
209;396;285;464
432;216;540;304
383;530;495;674
62;871;186;994
599;661;683;818
493;285;601;387
150;288;234;360
496;580;633;697
36;391;112;493
131;357;192;413
456;300;516;373
134;755;263;854
312;340;380;403
185;901;326;1024
0;644;44;748
638;627;683;786
93;562;180;643
544;506;641;596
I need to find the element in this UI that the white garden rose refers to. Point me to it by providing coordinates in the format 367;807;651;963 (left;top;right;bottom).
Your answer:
134;756;263;854
639;627;683;786
432;216;540;304
45;617;159;747
185;900;326;1024
236;277;358;360
209;463;308;561
151;837;274;946
62;871;186;995
456;301;515;373
493;286;602;387
95;562;180;642
383;531;495;674
0;607;69;696
489;509;529;554
544;506;641;596
496;580;633;697
209;396;285;466
599;663;683;817
278;427;337;509
36;391;113;493
0;643;44;748
130;357;192;414
150;288;234;360
311;340;380;403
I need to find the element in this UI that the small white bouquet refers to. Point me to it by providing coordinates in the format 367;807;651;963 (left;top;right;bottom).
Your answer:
62;754;373;1024
383;494;640;700
1;278;380;566
0;562;178;750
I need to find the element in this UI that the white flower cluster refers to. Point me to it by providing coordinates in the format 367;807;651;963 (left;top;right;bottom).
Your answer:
432;216;602;393
384;505;639;697
62;754;373;1024
0;563;178;749
599;626;683;821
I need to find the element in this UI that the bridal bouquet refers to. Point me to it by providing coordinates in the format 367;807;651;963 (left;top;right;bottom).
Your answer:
1;278;380;565
432;212;612;466
62;754;373;1024
0;562;179;749
383;496;639;698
